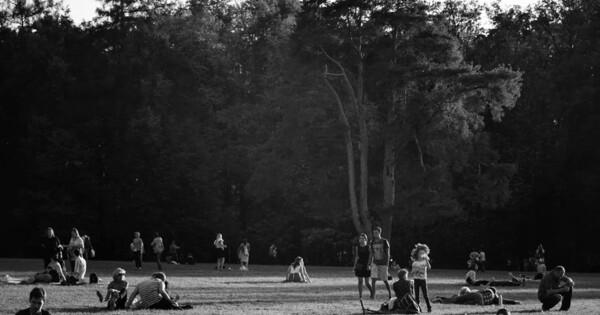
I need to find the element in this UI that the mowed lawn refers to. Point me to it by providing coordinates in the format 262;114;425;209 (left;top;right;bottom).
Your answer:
1;259;600;315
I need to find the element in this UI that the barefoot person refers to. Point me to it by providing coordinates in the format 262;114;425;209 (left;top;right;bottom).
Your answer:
353;233;373;299
15;287;51;315
465;269;524;287
538;265;574;311
96;268;128;310
411;243;432;312
370;226;391;299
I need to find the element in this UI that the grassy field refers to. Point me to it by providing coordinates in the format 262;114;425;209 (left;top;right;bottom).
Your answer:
1;259;600;314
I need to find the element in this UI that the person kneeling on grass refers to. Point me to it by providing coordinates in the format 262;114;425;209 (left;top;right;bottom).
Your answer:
15;287;51;315
537;265;574;312
125;272;191;310
284;256;311;283
96;267;128;310
432;287;520;306
465;269;524;287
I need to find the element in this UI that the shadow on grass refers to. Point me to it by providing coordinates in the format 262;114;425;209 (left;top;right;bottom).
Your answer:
49;306;108;313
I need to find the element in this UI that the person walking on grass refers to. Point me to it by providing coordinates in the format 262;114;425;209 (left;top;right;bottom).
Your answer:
214;233;227;270
238;239;251;271
538;265;574;311
41;227;62;269
370;226;392;299
150;232;164;271
411;243;432;313
353;233;373;299
15;287;50;315
66;228;84;272
130;232;144;270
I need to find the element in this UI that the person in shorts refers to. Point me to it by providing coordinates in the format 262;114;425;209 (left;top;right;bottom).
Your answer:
353;233;373;299
370;226;391;299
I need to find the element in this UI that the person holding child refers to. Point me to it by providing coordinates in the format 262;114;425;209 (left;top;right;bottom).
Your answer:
96;267;128;310
411;243;432;313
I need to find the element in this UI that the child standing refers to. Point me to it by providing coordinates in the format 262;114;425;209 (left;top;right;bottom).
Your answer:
214;233;227;270
411;243;432;313
238;239;251;271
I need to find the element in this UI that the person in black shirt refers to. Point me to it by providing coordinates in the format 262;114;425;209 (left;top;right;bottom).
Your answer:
41;227;61;268
15;287;51;315
353;233;373;299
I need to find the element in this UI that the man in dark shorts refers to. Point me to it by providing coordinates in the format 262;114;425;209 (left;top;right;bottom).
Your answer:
538;265;574;311
370;226;392;299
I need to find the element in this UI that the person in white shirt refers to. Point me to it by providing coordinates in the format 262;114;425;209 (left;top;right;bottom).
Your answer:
284;256;311;283
64;249;86;285
150;233;164;271
125;272;183;310
67;228;85;272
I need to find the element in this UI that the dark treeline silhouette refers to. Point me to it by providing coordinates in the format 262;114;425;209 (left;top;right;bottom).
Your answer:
1;0;598;270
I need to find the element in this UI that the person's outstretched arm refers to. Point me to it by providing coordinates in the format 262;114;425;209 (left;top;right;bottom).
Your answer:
125;286;139;308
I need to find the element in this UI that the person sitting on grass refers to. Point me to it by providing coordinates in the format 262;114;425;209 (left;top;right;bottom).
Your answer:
15;287;51;315
63;249;86;285
96;268;128;310
392;269;420;313
537;265;574;311
125;272;191;310
284;256;311;283
465;269;524;287
2;255;66;285
432;287;520;306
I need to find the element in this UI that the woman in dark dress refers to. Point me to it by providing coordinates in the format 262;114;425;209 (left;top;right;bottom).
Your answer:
353;233;373;299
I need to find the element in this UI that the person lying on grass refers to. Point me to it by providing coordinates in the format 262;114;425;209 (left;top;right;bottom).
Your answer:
125;272;191;310
96;267;128;310
284;256;311;283
465;269;524;287
15;287;51;315
538;265;574;311
2;255;66;285
432;287;520;306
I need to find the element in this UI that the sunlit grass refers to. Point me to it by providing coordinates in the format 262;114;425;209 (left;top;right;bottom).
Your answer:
1;259;599;314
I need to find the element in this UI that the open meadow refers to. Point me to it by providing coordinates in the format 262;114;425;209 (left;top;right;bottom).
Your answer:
1;259;600;315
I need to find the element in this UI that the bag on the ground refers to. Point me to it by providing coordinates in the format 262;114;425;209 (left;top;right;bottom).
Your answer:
89;273;98;284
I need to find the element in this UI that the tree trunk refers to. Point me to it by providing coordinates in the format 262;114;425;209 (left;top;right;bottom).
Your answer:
357;60;372;233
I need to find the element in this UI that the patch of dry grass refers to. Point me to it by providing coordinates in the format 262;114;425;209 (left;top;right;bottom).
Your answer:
1;259;599;314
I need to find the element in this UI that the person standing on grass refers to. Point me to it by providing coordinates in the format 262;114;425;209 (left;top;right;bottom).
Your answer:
214;233;227;270
66;228;84;272
538;265;574;311
169;240;180;263
353;233;373;299
411;243;432;313
130;232;144;270
238;239;251;271
370;226;392;299
150;232;164;271
15;287;51;315
41;227;62;269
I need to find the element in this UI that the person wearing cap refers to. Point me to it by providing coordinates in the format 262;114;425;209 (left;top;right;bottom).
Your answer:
96;267;129;310
125;272;181;310
538;265;574;311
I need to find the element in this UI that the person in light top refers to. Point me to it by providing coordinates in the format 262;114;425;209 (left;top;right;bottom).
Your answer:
96;267;129;310
238;239;251;271
214;233;227;270
285;256;311;283
65;249;86;285
66;228;85;272
150;232;164;271
410;243;432;312
130;232;144;270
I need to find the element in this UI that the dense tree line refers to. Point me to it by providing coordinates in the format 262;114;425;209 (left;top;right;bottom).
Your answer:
1;0;598;270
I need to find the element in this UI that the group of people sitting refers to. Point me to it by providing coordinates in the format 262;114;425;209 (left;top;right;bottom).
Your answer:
2;250;86;286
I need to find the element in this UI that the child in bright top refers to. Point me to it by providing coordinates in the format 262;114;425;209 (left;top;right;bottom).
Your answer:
410;243;432;313
130;232;144;270
214;233;227;270
96;267;129;310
